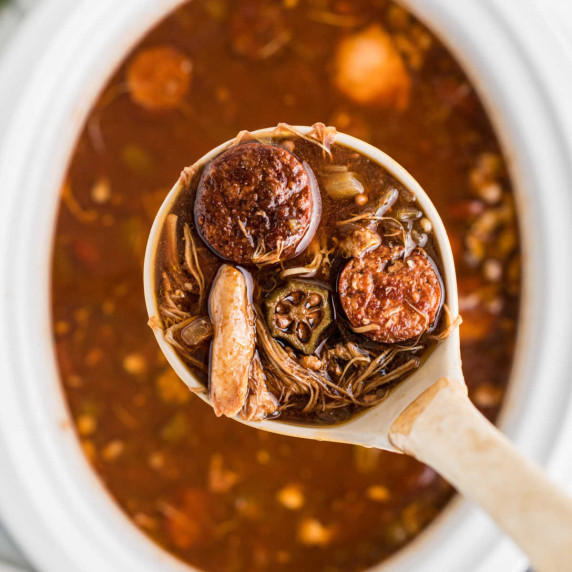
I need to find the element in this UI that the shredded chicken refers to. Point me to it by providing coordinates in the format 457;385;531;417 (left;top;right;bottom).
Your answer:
240;355;279;421
209;265;255;417
339;227;382;258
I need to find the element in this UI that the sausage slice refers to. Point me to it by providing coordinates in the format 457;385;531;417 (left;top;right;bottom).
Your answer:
338;246;442;343
195;142;319;264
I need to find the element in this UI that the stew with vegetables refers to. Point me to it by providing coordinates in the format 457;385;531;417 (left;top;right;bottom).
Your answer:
52;0;521;570
152;125;451;424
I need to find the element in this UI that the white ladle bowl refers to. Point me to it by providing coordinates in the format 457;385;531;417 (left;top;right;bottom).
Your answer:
144;125;461;448
144;126;572;572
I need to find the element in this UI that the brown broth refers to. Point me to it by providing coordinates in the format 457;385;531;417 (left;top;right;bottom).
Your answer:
51;1;521;570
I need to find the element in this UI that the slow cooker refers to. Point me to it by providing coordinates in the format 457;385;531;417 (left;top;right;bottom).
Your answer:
1;0;572;570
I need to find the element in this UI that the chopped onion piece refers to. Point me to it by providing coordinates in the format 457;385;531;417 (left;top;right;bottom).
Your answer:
180;316;213;347
321;166;364;200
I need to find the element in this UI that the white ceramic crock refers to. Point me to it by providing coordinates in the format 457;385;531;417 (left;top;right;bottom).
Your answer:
1;1;572;571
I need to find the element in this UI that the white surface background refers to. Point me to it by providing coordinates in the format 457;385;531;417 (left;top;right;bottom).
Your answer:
0;0;570;570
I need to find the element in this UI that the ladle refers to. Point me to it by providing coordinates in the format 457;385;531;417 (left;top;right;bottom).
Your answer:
144;126;572;571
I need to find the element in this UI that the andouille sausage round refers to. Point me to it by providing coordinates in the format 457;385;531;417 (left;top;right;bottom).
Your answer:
339;245;442;343
195;142;319;264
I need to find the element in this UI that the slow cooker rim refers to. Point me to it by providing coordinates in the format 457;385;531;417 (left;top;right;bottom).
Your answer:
0;2;572;569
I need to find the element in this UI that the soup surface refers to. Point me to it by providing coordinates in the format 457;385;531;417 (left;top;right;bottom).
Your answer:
52;1;521;570
153;127;448;424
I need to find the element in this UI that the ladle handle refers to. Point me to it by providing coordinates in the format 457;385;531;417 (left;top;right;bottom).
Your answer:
389;378;572;572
